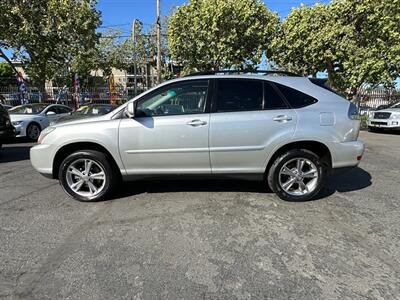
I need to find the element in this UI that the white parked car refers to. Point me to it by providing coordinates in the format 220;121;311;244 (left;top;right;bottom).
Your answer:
9;103;72;140
368;102;400;132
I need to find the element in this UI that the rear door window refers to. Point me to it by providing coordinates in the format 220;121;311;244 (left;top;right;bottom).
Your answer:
275;83;318;108
264;82;289;109
215;79;263;112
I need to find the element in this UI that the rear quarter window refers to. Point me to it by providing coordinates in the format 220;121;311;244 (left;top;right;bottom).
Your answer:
275;83;318;108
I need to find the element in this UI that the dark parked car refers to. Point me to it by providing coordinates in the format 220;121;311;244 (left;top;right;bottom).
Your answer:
0;103;16;149
50;104;117;125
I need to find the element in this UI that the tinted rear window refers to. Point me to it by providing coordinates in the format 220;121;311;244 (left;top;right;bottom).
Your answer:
216;79;263;112
264;83;288;109
275;83;318;108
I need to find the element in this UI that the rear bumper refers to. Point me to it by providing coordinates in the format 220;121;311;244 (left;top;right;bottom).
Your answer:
0;126;16;140
330;140;364;169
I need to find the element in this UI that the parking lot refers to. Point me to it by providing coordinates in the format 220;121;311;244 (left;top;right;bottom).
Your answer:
0;131;399;299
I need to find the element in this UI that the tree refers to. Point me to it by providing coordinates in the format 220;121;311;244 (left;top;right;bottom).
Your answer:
0;62;14;86
271;0;400;95
0;0;101;85
92;28;133;76
168;0;278;72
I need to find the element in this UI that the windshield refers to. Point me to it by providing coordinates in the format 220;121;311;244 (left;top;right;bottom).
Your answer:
391;102;400;109
9;104;48;114
73;105;115;116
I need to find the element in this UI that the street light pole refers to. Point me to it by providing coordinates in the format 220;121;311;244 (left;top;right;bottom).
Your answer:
156;0;162;84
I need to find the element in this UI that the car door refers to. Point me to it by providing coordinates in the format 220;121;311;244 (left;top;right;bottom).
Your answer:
55;105;72;120
209;79;297;174
42;105;59;126
119;79;211;174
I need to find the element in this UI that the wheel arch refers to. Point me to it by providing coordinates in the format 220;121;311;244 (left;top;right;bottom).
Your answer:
265;140;332;175
52;142;122;180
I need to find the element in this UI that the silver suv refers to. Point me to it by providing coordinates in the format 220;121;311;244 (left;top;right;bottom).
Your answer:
30;71;364;202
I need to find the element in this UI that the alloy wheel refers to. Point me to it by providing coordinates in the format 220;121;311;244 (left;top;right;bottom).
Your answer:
278;158;319;196
28;124;40;140
65;158;106;198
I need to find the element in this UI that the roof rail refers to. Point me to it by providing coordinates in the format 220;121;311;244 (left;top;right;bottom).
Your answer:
185;70;301;77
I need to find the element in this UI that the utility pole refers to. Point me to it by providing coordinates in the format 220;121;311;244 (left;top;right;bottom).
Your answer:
156;0;162;84
131;19;139;96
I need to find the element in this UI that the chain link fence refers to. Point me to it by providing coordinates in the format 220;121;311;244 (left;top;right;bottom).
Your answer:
355;88;400;114
0;86;150;108
1;85;399;111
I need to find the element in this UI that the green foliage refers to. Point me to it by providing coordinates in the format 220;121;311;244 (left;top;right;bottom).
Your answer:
271;0;400;95
0;62;14;86
168;0;279;72
0;0;101;84
92;28;133;76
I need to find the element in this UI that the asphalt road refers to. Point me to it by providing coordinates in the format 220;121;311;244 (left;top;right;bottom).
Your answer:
0;131;399;299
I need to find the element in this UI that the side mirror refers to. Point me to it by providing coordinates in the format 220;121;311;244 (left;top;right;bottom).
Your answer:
46;111;56;115
126;102;135;118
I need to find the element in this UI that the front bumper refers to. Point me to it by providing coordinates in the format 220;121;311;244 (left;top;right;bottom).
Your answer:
368;119;400;129
30;144;54;177
12;123;27;137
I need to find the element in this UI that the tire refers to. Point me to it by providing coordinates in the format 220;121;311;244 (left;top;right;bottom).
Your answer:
58;150;117;202
267;149;325;201
26;122;41;141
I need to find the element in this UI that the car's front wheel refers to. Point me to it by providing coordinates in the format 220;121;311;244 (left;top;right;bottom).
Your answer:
267;149;325;201
58;150;117;201
26;123;41;141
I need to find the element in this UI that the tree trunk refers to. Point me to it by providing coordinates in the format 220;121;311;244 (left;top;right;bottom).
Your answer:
0;49;19;74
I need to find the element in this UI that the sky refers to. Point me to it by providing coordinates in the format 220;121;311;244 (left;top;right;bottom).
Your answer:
97;0;329;35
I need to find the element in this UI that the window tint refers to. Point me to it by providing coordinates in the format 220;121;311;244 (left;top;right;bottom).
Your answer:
275;83;318;108
136;80;208;117
216;79;263;112
46;106;58;114
57;106;71;114
264;82;288;109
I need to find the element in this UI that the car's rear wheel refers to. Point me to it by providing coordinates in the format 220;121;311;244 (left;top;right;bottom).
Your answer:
58;150;117;201
267;149;324;201
26;123;41;141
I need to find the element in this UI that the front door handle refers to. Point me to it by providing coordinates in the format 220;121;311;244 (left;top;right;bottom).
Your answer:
273;115;293;122
187;119;207;126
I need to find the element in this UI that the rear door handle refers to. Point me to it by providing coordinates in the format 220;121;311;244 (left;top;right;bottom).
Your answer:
273;115;293;122
187;119;207;126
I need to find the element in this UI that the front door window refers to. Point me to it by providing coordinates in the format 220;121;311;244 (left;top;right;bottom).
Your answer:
136;80;209;117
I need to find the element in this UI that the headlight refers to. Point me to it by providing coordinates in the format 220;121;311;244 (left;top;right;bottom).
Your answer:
38;127;56;144
391;113;400;119
12;121;23;126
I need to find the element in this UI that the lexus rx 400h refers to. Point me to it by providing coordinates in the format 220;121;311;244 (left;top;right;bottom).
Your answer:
30;72;364;202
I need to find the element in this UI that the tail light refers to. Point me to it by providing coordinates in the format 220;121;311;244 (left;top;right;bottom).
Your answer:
348;102;360;120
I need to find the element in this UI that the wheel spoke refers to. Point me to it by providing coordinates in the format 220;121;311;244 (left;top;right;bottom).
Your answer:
302;169;317;178
298;180;308;193
90;171;105;180
87;181;98;195
282;177;296;190
297;159;305;173
281;167;296;177
69;166;83;177
71;179;84;191
85;160;93;174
